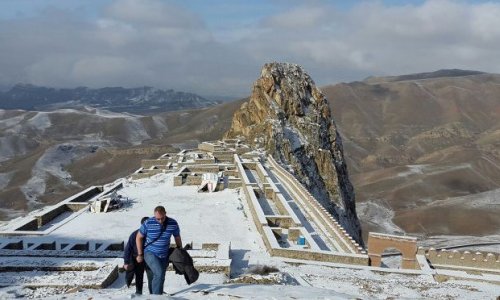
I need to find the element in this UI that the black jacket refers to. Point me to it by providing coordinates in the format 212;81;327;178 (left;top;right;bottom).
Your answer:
124;230;139;265
168;247;199;285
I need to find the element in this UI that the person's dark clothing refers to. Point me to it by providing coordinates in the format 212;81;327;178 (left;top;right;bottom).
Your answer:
124;230;152;294
125;261;147;294
168;247;199;285
124;230;140;265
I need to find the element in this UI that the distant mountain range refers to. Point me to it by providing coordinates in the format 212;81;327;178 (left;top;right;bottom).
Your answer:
0;84;219;113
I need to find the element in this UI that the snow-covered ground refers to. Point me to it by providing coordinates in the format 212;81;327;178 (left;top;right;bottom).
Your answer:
50;175;261;251
1;173;499;299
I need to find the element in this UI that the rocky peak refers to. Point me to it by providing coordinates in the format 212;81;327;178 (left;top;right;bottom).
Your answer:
225;62;363;244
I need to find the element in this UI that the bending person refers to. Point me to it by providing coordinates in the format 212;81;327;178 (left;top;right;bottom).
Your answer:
123;216;150;295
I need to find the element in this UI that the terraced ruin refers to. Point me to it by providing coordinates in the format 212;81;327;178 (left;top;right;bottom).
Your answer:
1;139;499;296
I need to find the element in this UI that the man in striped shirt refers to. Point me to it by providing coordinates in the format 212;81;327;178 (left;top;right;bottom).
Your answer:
136;206;182;295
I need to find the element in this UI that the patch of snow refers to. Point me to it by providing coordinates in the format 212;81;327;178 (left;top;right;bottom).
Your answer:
0;172;13;190
21;144;83;207
152;115;168;133
26;112;51;131
283;126;306;151
423;187;500;210
51;173;262;252
425;163;472;176
124;118;150;145
0;136;32;162
91;108;141;119
280;262;500;299
357;200;405;235
0;114;25;130
397;164;428;177
44;108;82;115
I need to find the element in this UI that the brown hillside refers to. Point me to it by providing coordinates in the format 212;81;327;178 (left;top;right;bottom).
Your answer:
322;73;500;240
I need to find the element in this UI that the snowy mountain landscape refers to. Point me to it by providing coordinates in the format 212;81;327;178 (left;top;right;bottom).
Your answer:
0;63;499;299
1;0;500;298
2;69;499;247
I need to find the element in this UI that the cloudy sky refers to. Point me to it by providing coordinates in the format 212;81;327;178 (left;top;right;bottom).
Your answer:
0;0;499;97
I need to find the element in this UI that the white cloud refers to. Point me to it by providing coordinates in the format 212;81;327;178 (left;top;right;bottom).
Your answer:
1;0;500;96
106;0;202;28
262;6;330;29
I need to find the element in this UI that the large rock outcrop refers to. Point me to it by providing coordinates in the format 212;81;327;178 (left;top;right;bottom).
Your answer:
225;62;363;244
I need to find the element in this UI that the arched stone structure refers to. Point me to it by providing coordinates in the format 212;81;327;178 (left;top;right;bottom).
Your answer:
367;232;418;269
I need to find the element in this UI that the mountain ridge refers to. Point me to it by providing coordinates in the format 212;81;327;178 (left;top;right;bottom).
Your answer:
0;84;218;113
364;68;486;84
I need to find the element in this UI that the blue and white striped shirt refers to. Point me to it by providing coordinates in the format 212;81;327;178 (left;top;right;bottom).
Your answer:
140;217;180;258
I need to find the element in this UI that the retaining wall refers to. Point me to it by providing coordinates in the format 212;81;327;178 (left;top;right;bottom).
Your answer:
1;183;123;236
267;155;362;254
421;248;500;272
237;154;368;266
141;159;173;169
36;204;86;228
198;143;216;152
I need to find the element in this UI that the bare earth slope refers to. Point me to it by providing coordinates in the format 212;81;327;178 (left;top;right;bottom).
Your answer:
0;101;244;219
322;72;500;240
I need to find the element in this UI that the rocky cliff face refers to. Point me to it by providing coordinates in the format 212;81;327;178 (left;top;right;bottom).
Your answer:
225;62;363;244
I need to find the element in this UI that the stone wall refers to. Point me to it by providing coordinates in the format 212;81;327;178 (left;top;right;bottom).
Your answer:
214;153;236;163
105;145;174;155
227;179;242;189
15;220;38;231
237;154;369;265
271;247;368;265
198;143;216;152
173;175;183;186
2;183;122;236
224;170;239;177
181;165;222;173
185;175;203;185
421;248;500;272
68;186;103;203
141;159;173;168
130;169;164;180
266;216;296;229
36;205;68;228
268;156;363;254
131;171;155;180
